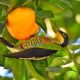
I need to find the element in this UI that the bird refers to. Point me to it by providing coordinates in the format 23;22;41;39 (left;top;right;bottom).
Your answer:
0;29;68;60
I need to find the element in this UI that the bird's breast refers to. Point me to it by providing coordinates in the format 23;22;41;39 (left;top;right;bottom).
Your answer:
15;36;51;50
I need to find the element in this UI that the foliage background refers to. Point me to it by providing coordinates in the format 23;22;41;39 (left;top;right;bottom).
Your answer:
0;0;80;80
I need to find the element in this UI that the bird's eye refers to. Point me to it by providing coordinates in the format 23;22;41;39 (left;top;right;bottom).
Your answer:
62;33;66;38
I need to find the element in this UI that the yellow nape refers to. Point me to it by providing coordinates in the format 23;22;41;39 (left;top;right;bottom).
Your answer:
55;32;64;44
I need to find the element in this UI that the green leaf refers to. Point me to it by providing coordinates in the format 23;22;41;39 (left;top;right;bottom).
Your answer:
38;43;62;50
26;60;45;80
21;0;35;10
4;59;29;80
42;2;63;14
68;45;80;51
4;58;13;69
37;10;54;18
13;59;29;80
2;27;18;44
47;48;70;66
61;67;73;73
0;42;9;66
0;0;10;7
0;5;7;17
46;66;62;72
56;48;69;57
21;0;32;6
7;0;18;12
0;77;13;80
60;0;72;8
50;57;70;66
46;66;72;73
32;59;48;78
36;18;46;31
17;0;27;6
0;16;6;24
64;71;78;80
0;8;2;16
8;0;28;12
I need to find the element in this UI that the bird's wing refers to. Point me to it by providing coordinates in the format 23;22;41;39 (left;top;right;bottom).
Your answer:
4;47;57;60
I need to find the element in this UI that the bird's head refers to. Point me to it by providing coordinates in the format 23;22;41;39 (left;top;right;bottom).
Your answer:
55;30;68;47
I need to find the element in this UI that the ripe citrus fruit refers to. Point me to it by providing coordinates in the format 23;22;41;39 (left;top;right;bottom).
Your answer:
7;7;39;40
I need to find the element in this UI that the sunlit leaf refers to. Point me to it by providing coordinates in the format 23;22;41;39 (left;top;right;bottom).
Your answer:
13;59;29;80
64;71;78;80
42;2;63;14
61;67;73;73
0;42;9;66
50;56;71;66
38;43;62;50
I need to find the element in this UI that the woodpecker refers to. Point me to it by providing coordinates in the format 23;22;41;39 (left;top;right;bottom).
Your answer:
0;29;68;60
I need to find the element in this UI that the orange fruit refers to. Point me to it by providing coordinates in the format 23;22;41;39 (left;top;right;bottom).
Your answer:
7;7;39;40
